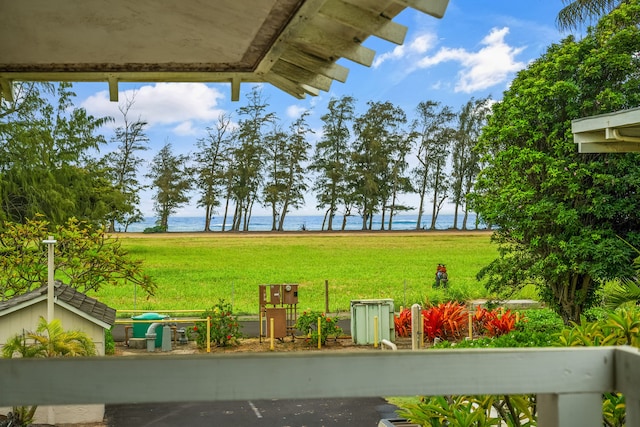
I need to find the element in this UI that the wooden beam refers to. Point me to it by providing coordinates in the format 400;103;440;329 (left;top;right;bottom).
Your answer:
280;47;349;83
231;76;241;101
296;24;376;66
255;0;330;76
107;74;119;102
320;0;407;45
270;60;333;92
395;0;450;19
262;73;307;99
0;78;14;102
577;141;640;153
572;106;640;134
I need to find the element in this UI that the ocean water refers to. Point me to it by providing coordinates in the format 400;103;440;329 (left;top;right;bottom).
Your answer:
119;213;481;232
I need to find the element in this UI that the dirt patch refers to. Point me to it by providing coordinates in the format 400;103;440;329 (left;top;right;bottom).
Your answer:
114;336;414;355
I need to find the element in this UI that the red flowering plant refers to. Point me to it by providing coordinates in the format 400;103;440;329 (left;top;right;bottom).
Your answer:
394;308;412;337
423;302;467;341
296;311;342;345
192;299;243;348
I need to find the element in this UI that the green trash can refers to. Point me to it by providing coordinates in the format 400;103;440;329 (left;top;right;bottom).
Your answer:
132;313;169;348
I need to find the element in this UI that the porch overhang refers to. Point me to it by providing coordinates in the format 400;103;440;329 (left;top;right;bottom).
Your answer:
0;0;449;102
572;107;640;153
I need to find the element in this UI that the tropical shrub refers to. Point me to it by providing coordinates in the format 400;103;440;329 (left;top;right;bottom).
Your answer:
105;328;115;355
552;307;640;427
193;299;242;348
296;311;342;345
2;317;96;426
0;216;156;300
397;394;536;427
554;307;640;348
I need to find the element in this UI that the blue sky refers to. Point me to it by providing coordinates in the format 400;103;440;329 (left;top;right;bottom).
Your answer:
73;0;576;218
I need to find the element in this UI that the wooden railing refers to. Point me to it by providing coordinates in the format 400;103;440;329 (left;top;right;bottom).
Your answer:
2;346;639;427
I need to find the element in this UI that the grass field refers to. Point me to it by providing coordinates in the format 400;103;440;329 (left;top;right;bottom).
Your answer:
94;231;504;316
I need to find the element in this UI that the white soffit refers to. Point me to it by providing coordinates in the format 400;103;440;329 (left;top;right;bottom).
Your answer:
0;0;450;102
572;107;640;153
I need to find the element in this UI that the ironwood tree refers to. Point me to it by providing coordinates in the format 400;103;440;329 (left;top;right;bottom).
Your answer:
193;113;233;232
228;87;275;231
147;143;192;231
263;111;312;231
450;97;490;230
310;95;356;231
351;101;408;230
412;101;455;230
100;93;150;232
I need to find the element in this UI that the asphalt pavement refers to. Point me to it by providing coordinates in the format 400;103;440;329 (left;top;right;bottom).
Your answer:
105;397;400;426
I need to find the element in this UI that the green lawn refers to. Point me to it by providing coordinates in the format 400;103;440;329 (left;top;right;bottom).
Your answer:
94;231;501;316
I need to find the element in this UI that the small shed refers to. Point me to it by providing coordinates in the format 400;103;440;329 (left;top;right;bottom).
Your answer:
0;281;116;425
0;281;116;355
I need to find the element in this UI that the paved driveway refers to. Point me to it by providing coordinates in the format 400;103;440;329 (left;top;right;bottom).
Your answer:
105;397;398;426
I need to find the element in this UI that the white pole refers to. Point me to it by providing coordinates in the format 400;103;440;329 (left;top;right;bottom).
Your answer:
43;236;57;322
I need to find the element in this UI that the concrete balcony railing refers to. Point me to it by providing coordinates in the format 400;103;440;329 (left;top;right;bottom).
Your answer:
2;346;639;427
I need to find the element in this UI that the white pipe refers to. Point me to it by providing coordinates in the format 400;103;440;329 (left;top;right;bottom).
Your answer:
380;339;397;351
43;236;57;322
146;322;163;336
608;128;640;143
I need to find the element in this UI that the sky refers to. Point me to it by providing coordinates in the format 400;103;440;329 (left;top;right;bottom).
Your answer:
72;0;577;218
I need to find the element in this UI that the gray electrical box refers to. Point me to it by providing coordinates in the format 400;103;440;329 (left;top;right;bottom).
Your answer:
350;299;394;345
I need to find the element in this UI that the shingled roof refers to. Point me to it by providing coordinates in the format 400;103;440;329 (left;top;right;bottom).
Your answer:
0;281;116;328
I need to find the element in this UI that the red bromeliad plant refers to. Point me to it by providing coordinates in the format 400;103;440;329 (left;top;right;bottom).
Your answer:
484;309;519;337
394;303;521;341
423;302;467;340
473;307;520;337
394;308;412;337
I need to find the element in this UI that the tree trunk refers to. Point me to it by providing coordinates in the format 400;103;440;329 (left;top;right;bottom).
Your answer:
452;202;460;230
322;209;329;231
204;205;212;232
462;207;469;230
270;202;278;231
550;273;594;324
222;196;230;232
416;173;427;230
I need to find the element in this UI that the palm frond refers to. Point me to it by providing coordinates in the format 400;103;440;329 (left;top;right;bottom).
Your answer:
557;0;625;31
605;278;640;310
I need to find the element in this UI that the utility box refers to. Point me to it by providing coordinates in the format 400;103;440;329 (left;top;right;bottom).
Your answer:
265;307;287;339
258;284;299;341
132;312;168;348
350;299;394;345
282;283;298;305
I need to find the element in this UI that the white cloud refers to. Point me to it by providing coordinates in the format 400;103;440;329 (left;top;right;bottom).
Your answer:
373;27;526;94
373;32;437;68
416;27;526;93
81;83;226;134
286;104;307;119
173;121;198;136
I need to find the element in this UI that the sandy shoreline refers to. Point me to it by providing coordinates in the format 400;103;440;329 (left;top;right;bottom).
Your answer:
110;229;493;238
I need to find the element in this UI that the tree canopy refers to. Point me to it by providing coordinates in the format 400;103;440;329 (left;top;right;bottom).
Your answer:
0;216;156;301
472;1;640;323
